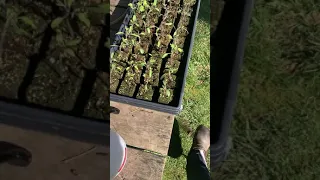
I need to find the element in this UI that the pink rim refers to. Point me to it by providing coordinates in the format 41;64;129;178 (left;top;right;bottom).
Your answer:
118;147;127;172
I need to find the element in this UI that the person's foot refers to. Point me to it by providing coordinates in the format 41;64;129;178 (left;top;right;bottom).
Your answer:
191;125;210;154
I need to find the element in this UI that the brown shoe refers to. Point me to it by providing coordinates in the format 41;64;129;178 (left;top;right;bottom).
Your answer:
191;125;210;154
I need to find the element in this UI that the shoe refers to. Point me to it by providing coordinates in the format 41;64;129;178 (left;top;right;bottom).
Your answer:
191;125;210;154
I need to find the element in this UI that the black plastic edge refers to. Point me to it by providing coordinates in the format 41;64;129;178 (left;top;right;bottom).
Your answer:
0;101;109;146
110;0;202;115
210;0;253;160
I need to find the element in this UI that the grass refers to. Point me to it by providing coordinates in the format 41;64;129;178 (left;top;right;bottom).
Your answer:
212;0;320;179
162;0;210;179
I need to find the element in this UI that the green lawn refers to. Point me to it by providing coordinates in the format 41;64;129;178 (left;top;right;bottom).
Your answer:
163;0;210;179
212;0;320;179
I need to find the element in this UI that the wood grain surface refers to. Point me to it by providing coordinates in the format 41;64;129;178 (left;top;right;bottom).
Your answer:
0;124;108;180
110;102;174;155
114;148;166;180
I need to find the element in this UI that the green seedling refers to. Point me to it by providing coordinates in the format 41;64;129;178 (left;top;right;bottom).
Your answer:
170;43;184;53
51;0;108;37
0;5;40;61
53;30;82;58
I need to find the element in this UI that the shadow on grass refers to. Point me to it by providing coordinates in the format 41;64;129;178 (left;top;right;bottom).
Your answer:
198;0;210;25
167;119;184;158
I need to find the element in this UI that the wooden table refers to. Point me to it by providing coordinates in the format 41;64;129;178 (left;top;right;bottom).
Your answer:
111;102;174;180
0;124;109;180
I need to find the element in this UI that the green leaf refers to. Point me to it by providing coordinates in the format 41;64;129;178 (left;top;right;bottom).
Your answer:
65;38;82;46
66;0;74;7
19;16;37;29
143;0;148;6
65;48;76;57
149;69;152;77
166;90;171;97
139;5;145;12
155;8;160;12
56;32;64;44
132;15;137;21
178;48;183;53
157;41;161;47
140;32;145;35
88;3;109;14
77;13;90;27
165;22;173;26
147;28;151;34
153;0;158;6
139;49;144;54
167;35;172;39
162;53;169;59
132;34;140;38
116;32;124;35
129;26;133;33
56;0;65;7
128;3;134;8
51;17;65;29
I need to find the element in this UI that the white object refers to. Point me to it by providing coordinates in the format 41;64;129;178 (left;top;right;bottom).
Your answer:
110;130;127;179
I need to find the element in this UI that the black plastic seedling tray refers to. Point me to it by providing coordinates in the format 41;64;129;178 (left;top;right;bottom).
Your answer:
0;12;110;146
110;0;201;115
211;0;253;169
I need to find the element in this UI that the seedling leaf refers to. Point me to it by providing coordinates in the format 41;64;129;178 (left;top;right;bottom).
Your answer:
65;48;76;57
66;38;82;46
56;0;65;7
166;90;170;97
178;48;183;52
153;0;157;6
51;17;65;29
56;32;64;44
139;5;145;12
77;13;90;27
133;15;137;21
19;16;37;29
162;53;169;59
66;0;74;7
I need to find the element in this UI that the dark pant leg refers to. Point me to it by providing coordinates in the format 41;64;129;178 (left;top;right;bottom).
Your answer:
186;149;210;180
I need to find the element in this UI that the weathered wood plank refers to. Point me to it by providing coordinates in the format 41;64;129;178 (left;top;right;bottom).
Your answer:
115;148;166;180
0;124;109;180
110;102;175;155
